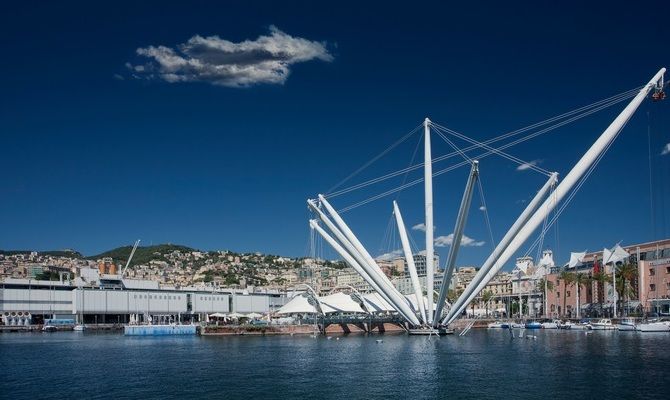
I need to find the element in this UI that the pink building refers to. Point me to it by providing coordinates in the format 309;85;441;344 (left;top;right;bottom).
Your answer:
545;238;670;318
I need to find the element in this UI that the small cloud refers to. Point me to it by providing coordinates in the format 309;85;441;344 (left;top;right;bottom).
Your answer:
127;26;333;88
434;234;485;247
376;249;403;261
516;159;542;171
113;73;125;80
662;143;670;156
412;223;426;232
479;206;486;211
412;223;436;232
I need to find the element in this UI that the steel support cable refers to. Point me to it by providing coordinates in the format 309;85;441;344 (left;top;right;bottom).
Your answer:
326;123;423;195
337;94;635;213
432;127;473;163
523;117;631;257
327;88;639;199
431;123;552;177
477;178;496;252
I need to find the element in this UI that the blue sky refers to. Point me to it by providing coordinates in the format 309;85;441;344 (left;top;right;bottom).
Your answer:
1;1;669;269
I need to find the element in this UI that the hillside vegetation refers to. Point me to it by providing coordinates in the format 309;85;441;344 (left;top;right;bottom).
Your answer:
87;244;197;267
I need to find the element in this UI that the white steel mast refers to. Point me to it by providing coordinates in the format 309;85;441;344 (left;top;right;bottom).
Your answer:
433;161;478;326
393;201;427;324
444;68;666;325
444;173;558;324
424;117;435;324
310;197;421;326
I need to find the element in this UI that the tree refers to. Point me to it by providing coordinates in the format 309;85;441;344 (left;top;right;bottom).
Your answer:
591;271;610;316
573;273;591;318
481;290;494;317
616;262;638;315
559;270;575;317
536;278;554;317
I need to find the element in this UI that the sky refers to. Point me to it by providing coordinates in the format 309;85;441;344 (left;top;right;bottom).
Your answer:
1;1;669;269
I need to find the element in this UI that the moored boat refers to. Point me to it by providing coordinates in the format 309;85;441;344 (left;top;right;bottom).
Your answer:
557;321;573;329
487;321;509;329
525;321;542;329
616;318;637;331
541;320;560;329
635;319;670;332
589;318;616;330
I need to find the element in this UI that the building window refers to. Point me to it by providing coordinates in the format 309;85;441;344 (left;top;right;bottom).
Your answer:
650;284;656;291
650;268;655;276
557;292;560;298
666;266;670;274
567;291;571;297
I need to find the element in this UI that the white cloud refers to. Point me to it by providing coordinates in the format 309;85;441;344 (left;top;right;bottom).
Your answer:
434;234;485;247
516;159;542;171
412;223;437;232
412;223;426;232
662;143;670;156
376;249;403;261
479;205;487;211
128;26;333;87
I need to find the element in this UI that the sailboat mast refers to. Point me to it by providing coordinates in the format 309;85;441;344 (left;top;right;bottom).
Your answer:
424;117;435;324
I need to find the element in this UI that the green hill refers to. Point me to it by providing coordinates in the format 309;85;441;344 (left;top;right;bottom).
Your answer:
87;244;197;268
0;249;83;258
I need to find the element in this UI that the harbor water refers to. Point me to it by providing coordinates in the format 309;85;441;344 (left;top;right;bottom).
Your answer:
2;329;669;399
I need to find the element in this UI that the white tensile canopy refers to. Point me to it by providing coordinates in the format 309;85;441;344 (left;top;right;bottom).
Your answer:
405;295;436;314
568;251;587;269
208;312;228;318
319;292;367;314
276;295;319;315
362;292;395;313
603;245;629;264
246;312;262;319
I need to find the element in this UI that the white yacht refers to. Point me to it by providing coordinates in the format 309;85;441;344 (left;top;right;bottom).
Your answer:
541;320;560;329
589;319;616;330
636;319;670;332
616;318;637;331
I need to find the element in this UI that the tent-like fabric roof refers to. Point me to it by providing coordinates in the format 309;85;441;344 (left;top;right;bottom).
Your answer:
405;295;436;314
319;292;367;314
276;295;318;315
362;292;395;313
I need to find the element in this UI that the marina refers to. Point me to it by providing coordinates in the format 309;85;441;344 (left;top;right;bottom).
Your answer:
2;330;669;399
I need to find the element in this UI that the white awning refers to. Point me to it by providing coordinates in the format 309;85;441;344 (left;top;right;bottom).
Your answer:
319;292;367;314
276;295;318;315
362;292;395;313
405;295;436;313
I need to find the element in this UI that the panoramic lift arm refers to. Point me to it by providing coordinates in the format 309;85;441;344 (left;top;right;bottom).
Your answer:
444;67;666;325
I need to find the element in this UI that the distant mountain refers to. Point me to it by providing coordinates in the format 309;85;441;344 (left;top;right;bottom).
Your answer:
87;244;198;267
0;249;84;258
